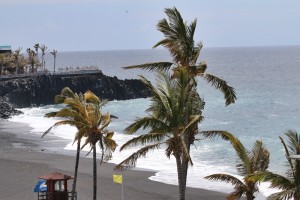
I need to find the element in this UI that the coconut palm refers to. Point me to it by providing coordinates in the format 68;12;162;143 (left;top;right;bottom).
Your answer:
17;55;29;74
26;48;38;73
34;43;39;61
124;7;236;106
50;49;58;73
12;47;22;74
205;136;270;200
43;87;83;200
0;53;12;75
119;7;236;200
115;69;232;200
43;87;117;200
39;44;48;71
250;130;300;200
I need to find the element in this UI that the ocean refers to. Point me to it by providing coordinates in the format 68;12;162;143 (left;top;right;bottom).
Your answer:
9;46;300;198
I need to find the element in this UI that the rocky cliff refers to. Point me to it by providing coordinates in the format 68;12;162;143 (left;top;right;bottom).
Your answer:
0;71;150;118
0;97;22;119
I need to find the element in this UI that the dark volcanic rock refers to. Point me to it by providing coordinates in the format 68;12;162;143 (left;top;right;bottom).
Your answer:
0;97;22;119
0;71;150;109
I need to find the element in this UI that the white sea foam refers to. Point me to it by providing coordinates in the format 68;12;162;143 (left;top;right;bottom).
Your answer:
9;102;281;199
9;46;300;199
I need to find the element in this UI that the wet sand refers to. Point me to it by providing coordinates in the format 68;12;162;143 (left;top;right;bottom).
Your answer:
0;119;227;200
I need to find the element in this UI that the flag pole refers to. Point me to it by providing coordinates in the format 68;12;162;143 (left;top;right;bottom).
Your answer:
122;175;124;200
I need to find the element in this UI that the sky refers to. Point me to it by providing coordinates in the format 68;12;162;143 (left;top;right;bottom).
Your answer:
0;0;300;52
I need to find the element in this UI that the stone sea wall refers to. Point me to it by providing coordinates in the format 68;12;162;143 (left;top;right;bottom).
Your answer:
0;71;150;118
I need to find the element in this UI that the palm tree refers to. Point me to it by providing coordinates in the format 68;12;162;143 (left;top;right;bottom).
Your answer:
119;7;236;200
115;70;232;200
250;130;300;200
0;53;12;75
39;44;48;71
34;43;39;62
43;87;82;200
50;49;58;73
124;7;236;106
205;136;270;200
43;87;117;200
26;48;38;73
13;47;22;74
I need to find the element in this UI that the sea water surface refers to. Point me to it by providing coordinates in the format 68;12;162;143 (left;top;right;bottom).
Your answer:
9;46;300;198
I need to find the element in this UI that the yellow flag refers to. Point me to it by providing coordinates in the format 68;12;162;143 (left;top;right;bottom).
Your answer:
113;174;123;184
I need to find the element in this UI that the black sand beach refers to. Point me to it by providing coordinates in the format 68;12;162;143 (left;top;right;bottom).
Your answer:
0;119;227;200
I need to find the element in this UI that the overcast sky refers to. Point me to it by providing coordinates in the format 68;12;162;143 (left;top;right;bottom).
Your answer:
1;0;299;51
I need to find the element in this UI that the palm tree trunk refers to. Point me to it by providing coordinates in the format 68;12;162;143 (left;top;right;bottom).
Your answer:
246;192;254;200
93;144;97;200
175;154;185;200
71;141;81;200
54;57;56;73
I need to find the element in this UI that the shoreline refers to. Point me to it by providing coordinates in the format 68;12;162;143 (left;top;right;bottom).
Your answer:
0;119;227;199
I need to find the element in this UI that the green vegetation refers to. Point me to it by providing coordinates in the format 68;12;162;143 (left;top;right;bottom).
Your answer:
43;87;117;200
205;136;270;200
37;6;300;200
250;131;300;200
50;49;58;73
117;7;236;200
0;44;56;75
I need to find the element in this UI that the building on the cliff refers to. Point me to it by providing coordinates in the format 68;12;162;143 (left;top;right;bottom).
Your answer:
0;45;12;54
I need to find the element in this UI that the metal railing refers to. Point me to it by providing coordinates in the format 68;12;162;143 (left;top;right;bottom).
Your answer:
0;70;103;81
38;191;77;200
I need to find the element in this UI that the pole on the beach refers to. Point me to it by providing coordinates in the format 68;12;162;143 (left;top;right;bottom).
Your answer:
122;178;124;200
113;174;124;200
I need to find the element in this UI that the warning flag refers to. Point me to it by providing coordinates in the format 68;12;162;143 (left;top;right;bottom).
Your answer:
113;174;123;184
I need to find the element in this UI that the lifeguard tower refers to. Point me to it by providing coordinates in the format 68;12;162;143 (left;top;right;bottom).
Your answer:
36;172;77;200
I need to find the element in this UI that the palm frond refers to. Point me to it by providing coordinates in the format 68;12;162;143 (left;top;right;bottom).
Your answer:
45;111;58;118
267;189;296;200
191;42;203;65
198;130;233;141
251;140;270;172
180;115;201;136
53;87;76;104
98;113;111;131
205;173;245;187
279;136;295;177
227;189;246;200
42;120;80;138
84;90;101;105
63;98;86;116
203;73;237;106
140;75;173;118
114;143;163;171
124;116;169;135
123;62;173;72
250;171;293;190
154;7;194;65
200;131;250;175
285;130;300;155
185;62;207;77
120;132;167;151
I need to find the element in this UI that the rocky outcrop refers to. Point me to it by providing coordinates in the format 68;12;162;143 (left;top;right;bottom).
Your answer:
0;71;150;115
0;97;22;119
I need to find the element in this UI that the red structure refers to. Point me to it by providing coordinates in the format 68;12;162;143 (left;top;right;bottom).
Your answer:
37;172;76;200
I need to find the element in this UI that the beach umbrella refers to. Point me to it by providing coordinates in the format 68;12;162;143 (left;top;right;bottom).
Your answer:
33;180;47;192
